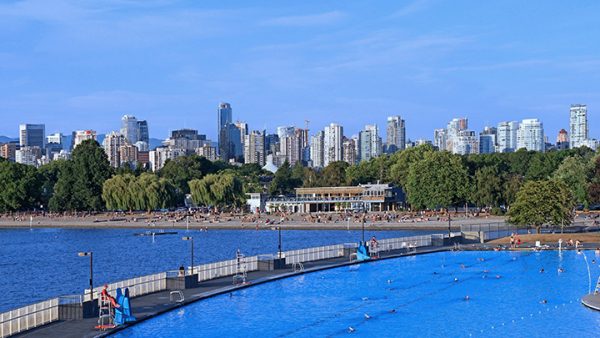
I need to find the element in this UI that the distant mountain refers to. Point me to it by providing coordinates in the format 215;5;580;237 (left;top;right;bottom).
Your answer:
149;138;163;150
0;136;18;143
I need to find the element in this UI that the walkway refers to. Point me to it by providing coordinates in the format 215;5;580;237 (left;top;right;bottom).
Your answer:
16;246;449;338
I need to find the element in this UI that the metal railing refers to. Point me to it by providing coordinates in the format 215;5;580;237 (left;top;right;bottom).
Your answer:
87;272;167;301
0;298;59;338
193;256;259;282
283;244;346;265
376;235;432;252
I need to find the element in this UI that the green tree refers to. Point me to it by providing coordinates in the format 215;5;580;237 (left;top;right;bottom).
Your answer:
502;174;524;208
0;161;40;212
102;174;136;211
588;155;600;205
508;180;575;233
319;161;349;186
37;160;68;209
159;155;217;195
471;166;503;210
269;160;299;195
388;144;434;189
346;160;377;185
553;155;592;208
405;151;469;210
189;173;245;208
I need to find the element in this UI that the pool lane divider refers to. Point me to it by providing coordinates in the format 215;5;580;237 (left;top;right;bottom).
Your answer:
97;246;452;338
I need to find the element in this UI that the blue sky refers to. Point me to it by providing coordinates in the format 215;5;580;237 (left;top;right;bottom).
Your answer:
1;0;599;141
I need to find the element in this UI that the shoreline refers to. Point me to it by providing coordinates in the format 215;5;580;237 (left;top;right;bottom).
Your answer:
0;216;507;231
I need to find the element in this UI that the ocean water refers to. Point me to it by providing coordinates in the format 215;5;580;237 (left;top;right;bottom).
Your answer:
114;250;600;338
0;227;436;312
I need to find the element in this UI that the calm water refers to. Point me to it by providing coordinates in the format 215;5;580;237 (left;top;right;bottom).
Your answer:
0;227;436;312
115;250;600;338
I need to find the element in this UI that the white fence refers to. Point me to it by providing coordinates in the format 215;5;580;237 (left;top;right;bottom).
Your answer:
0;298;59;338
284;244;346;265
376;235;432;252
88;271;167;301
193;256;259;282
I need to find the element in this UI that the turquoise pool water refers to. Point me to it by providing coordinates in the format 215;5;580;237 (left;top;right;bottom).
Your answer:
114;250;600;337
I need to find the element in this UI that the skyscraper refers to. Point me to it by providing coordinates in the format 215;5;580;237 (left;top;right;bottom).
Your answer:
310;131;325;168
570;104;588;149
219;123;242;161
19;124;45;149
517;119;545;152
72;130;97;149
479;127;496;154
217;102;233;158
496;121;519;153
323;123;343;167
103;132;128;168
121;115;139;145
453;130;478;155
433;128;447;151
244;130;266;166
445;118;468;152
359;124;382;161
556;129;569;150
386;116;406;153
137;120;149;144
343;138;357;165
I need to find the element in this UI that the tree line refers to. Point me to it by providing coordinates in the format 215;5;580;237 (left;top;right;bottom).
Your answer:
1;140;599;225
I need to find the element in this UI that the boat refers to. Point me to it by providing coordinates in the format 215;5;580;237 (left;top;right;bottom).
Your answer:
134;230;178;237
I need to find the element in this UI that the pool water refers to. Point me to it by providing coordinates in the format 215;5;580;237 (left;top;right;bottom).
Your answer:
114;250;600;338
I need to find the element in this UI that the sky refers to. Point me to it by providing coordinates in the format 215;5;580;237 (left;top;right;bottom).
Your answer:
1;0;599;142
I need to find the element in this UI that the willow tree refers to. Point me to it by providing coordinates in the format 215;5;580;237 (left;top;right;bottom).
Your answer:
189;173;245;209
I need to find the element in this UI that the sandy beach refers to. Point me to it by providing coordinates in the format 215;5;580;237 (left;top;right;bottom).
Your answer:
0;213;508;231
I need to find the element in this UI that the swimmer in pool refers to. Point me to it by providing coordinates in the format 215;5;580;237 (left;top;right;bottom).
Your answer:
540;299;547;304
539;268;545;273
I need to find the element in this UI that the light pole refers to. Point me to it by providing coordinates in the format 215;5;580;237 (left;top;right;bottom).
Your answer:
78;252;93;301
362;207;367;244
277;226;282;259
182;236;194;275
447;207;452;237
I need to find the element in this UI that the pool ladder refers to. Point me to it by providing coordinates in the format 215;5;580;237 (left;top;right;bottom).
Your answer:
594;276;600;295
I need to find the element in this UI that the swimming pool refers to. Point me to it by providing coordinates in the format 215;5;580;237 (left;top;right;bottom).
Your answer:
113;250;600;337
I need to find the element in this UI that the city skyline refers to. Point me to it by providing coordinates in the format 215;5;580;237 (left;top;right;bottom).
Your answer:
1;1;600;140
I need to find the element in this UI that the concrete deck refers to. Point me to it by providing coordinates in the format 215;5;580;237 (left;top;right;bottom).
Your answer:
15;246;449;338
581;294;600;311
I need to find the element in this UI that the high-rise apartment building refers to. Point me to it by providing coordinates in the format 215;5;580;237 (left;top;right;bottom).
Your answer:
310;131;325;168
119;144;138;168
517;119;545;152
72;130;97;149
236;121;248;149
556;129;569;150
15;146;42;166
149;147;186;172
323;123;343;167
496;121;519;153
103;132;128;168
121;115;138;145
445;118;468;152
359;125;382;161
19;124;45;150
386;116;406;153
196;144;218;161
244;130;266;166
433;129;447;151
276;126;296;139
570;104;588;149
479;127;496;154
279;131;302;166
0;143;17;162
453;130;479;155
46;132;64;155
343;138;357;165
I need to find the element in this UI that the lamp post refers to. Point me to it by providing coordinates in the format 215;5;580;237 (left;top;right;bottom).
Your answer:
362;207;367;244
78;252;93;301
447;207;452;237
277;226;282;259
182;236;194;275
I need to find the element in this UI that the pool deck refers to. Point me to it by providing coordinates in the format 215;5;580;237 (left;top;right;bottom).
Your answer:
15;246;450;338
581;294;600;311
